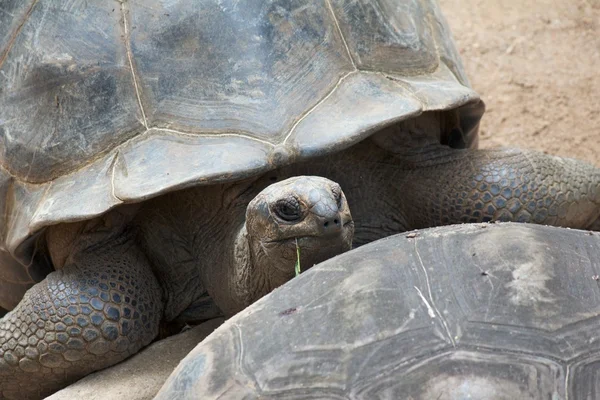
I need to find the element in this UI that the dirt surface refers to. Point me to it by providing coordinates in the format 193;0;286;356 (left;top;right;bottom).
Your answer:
439;0;600;167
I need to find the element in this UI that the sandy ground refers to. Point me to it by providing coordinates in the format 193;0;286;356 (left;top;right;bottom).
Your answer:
439;0;600;167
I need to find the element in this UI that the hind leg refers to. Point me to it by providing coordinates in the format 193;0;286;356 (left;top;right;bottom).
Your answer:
0;237;163;399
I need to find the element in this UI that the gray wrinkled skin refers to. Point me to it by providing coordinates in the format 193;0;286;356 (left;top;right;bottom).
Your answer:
0;0;599;398
157;224;600;400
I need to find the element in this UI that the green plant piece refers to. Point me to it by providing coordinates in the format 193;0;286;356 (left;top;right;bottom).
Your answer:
295;238;301;276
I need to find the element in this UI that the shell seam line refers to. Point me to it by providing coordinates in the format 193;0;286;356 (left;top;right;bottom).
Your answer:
565;364;570;400
423;4;442;67
156;128;276;147
0;0;39;70
414;286;436;318
28;179;53;229
109;152;124;202
0;178;14;249
5;181;21;252
324;0;357;70
282;70;355;144
383;74;420;96
120;1;148;129
413;239;456;347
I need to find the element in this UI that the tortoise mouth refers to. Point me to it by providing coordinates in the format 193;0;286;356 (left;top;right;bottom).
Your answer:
258;221;354;274
264;220;354;247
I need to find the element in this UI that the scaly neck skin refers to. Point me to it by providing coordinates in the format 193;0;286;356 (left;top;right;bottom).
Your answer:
210;224;295;317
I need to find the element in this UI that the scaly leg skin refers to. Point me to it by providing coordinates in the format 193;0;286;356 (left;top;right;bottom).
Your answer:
400;147;600;230
0;239;163;399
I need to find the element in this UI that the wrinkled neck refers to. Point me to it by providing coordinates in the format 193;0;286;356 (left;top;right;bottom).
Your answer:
209;224;293;317
232;225;295;311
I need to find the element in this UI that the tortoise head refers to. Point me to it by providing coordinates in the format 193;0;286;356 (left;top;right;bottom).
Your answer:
244;175;354;287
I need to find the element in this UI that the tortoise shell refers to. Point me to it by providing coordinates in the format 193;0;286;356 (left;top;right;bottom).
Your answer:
156;223;600;399
0;0;482;307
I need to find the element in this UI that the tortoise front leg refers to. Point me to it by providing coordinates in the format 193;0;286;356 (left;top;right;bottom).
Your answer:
398;147;600;230
0;239;163;399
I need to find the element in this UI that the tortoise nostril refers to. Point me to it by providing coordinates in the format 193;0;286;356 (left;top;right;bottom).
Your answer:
324;219;341;229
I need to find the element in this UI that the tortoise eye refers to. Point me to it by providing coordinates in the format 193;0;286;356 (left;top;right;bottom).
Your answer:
274;197;302;222
332;185;343;209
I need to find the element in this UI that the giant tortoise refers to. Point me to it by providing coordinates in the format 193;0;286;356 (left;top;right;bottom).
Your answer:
157;223;600;400
0;0;599;398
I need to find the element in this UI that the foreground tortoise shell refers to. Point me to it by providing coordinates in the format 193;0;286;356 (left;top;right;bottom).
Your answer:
0;0;482;308
156;223;600;399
